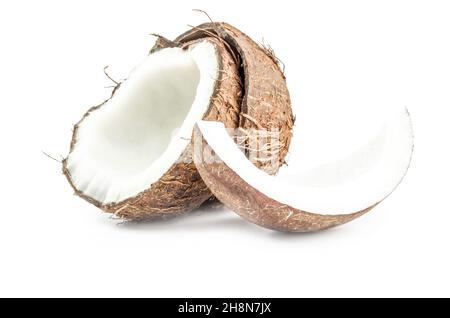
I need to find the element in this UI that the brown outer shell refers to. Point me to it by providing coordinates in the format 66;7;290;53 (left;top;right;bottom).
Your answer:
193;126;374;232
63;37;242;220
175;23;294;174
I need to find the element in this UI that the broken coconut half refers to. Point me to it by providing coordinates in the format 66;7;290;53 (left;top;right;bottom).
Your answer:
193;106;413;232
63;38;241;219
63;23;293;219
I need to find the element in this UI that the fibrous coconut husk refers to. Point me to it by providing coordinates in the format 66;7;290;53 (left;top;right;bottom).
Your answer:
175;22;294;174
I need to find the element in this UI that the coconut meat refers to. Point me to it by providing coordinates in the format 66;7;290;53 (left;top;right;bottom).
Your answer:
67;41;219;204
196;107;413;215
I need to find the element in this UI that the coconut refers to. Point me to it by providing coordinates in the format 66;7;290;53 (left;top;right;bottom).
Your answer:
63;23;293;219
193;107;413;232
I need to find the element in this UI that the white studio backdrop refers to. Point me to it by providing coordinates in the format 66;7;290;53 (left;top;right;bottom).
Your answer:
0;0;449;297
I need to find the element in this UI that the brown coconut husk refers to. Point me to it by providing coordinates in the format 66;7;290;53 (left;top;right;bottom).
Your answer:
63;37;242;220
175;22;294;174
193;126;375;232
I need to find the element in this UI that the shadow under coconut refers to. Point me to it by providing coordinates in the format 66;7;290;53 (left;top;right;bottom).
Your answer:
266;225;348;240
115;198;257;232
115;197;357;237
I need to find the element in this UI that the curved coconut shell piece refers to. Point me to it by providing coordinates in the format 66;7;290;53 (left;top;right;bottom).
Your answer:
175;22;294;174
63;37;242;220
193;105;413;232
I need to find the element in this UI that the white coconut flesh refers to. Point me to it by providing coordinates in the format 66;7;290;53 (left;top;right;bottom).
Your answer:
66;41;219;203
196;106;413;215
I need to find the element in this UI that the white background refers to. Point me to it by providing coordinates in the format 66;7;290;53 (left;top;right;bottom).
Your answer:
0;0;449;297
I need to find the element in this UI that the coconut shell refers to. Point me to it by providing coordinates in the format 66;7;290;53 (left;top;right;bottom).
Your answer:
175;22;294;174
193;126;374;232
63;37;242;220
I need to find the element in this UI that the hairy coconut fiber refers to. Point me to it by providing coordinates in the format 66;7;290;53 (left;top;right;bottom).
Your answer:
176;22;294;174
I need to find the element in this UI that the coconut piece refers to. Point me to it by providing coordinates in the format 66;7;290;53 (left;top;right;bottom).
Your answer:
193;107;413;232
63;37;241;219
175;22;294;174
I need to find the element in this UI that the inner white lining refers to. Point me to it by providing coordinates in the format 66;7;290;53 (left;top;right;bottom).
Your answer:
67;41;219;203
196;107;413;215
